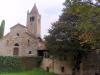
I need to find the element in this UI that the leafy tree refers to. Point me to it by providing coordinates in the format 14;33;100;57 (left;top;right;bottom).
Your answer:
45;0;100;75
0;20;5;39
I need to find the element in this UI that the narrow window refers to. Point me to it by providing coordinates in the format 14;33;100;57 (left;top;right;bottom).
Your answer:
7;40;9;45
44;52;49;58
28;39;30;46
30;17;31;21
61;66;65;72
46;67;49;72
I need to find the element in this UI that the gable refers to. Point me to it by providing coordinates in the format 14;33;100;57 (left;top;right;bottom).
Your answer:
10;23;26;30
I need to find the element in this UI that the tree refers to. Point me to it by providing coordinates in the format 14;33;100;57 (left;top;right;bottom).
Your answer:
45;0;100;75
0;20;5;39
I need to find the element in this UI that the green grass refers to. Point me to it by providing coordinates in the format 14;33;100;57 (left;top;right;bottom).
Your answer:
1;68;56;75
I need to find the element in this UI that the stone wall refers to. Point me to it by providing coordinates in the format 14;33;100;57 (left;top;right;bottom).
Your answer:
41;58;72;75
79;50;100;75
0;24;37;57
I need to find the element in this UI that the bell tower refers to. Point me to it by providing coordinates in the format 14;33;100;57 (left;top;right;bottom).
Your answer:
26;4;41;37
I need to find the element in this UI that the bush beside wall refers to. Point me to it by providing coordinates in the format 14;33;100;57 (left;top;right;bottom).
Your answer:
0;56;42;73
0;56;22;73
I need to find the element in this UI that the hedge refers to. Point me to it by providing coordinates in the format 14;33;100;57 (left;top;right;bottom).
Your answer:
0;56;22;73
0;56;42;73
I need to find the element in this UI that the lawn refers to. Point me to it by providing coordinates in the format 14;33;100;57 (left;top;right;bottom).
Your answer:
1;69;56;75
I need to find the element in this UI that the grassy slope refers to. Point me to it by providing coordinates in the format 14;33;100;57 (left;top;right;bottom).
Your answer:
1;69;56;75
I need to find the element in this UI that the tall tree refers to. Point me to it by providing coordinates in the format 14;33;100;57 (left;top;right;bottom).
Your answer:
45;0;100;75
0;20;5;39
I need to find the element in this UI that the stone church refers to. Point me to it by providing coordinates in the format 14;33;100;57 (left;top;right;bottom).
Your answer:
0;4;73;75
0;4;45;57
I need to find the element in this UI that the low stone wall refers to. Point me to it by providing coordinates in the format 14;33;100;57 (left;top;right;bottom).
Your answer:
41;58;72;75
19;56;39;70
78;50;100;75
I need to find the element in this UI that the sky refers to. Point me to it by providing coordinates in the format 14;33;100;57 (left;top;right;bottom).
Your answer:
0;0;65;38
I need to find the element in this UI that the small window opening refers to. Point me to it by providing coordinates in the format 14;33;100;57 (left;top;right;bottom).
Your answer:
29;51;32;54
7;40;9;45
46;67;49;72
44;52;49;58
28;39;30;46
61;66;65;72
17;33;19;36
30;17;35;21
14;43;19;46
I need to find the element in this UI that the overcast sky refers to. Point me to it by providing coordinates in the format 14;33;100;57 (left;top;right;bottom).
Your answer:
0;0;65;38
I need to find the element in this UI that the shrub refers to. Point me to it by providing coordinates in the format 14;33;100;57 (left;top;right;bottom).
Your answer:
0;56;23;73
0;56;43;73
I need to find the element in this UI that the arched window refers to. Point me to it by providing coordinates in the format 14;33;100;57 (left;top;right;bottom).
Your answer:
14;43;19;46
30;16;35;22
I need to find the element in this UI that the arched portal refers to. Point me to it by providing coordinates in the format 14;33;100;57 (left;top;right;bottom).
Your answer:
13;43;19;56
13;48;19;56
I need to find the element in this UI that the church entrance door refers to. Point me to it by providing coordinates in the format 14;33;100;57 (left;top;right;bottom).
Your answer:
13;48;19;56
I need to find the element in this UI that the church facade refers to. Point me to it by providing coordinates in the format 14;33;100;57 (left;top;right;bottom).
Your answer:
0;4;73;75
0;4;41;57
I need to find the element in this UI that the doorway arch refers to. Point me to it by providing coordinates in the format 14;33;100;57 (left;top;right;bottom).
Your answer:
13;43;19;56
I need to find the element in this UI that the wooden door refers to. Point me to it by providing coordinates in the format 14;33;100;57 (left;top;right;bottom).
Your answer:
13;48;19;56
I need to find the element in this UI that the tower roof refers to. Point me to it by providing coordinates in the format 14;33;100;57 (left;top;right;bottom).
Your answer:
30;4;39;15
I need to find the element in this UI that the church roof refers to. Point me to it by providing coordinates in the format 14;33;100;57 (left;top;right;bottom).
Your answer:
4;33;10;38
30;4;39;15
10;23;26;29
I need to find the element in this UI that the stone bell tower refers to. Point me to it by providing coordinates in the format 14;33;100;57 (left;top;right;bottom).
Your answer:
26;4;41;37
